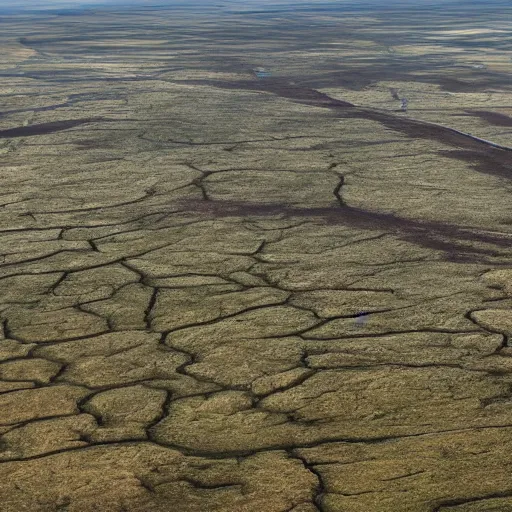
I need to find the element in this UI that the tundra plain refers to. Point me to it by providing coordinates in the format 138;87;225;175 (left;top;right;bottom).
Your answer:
0;1;512;511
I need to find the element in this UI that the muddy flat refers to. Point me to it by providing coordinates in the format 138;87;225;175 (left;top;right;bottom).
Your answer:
0;1;512;511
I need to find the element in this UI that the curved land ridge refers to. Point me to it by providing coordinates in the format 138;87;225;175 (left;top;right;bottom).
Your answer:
0;2;512;512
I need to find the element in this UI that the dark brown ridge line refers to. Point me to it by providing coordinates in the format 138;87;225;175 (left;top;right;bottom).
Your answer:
163;299;293;338
5;422;512;465
144;287;159;331
182;78;512;153
181;199;512;263
28;187;156;215
303;362;493;375
0;242;176;282
0;118;103;138
439;149;512;181
355;107;512;153
144;390;173;440
300;328;479;342
0;209;184;236
0;248;91;270
140;134;335;146
131;423;512;460
0;413;84;434
432;491;512;512
333;174;345;206
9;329;114;346
465;310;509;350
287;449;325;512
466;110;512;128
188;78;512;185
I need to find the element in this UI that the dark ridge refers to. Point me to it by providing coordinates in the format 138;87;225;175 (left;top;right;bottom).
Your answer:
348;109;503;152
433;491;512;512
439;149;512;180
183;78;509;157
0;93;125;118
436;75;512;93
0;102;72;118
181;78;354;108
0;118;102;138
467;110;512;127
244;79;354;108
181;199;512;264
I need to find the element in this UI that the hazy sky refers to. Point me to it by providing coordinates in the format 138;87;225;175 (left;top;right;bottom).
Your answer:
0;0;468;4
1;0;127;5
0;0;153;8
0;0;499;11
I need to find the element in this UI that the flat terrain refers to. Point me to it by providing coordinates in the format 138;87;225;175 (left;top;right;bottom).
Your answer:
0;1;512;511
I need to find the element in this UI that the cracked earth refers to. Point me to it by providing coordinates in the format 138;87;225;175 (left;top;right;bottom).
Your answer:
0;2;512;511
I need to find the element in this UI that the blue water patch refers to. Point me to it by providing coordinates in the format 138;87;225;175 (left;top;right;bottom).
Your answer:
354;312;369;327
256;72;272;78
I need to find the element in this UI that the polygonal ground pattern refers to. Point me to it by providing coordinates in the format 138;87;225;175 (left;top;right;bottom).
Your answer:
0;3;512;511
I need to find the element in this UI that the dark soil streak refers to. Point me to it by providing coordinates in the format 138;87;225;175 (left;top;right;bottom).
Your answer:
440;149;512;180
0;118;102;138
182;199;512;263
467;110;512;127
432;491;512;512
192;78;512;173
